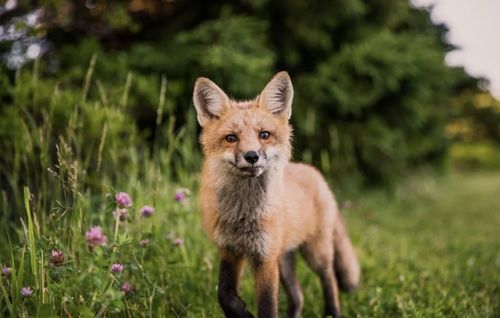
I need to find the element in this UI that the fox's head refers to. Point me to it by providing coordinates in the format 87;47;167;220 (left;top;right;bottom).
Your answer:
193;72;293;178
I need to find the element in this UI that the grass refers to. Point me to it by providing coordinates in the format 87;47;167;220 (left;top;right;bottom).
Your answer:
1;170;499;317
0;65;498;317
337;171;500;317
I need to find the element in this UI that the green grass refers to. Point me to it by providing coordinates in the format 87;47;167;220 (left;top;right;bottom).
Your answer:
0;65;498;317
337;171;500;317
1;170;498;317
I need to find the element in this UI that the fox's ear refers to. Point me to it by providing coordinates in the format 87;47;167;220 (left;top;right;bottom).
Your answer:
258;71;293;120
193;77;230;126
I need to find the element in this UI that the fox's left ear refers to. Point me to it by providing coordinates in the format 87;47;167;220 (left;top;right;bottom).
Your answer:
258;71;293;120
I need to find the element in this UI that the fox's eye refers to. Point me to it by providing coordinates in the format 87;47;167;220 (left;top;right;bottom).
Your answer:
259;131;270;140
225;134;238;143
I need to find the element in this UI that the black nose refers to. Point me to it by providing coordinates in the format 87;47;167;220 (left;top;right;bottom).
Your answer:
244;151;259;164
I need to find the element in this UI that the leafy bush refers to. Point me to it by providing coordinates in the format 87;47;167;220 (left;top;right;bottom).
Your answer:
1;0;477;189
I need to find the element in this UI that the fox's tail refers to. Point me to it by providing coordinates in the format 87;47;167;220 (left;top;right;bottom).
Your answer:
334;213;361;292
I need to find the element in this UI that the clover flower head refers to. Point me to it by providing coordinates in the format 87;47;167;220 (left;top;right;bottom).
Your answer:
111;263;125;274
50;250;65;266
121;282;133;294
1;266;11;277
140;205;154;217
86;226;107;248
174;188;189;202
21;287;33;297
174;238;184;247
115;192;132;207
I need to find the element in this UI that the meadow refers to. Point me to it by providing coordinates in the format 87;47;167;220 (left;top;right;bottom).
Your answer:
0;64;499;317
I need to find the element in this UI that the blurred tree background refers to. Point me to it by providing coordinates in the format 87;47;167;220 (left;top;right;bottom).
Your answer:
1;0;499;196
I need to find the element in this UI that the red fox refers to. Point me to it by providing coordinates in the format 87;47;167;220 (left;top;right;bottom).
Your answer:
193;72;360;318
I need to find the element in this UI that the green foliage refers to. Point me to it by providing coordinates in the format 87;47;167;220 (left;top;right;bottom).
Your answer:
2;0;472;188
0;60;199;219
447;88;500;144
295;30;453;186
449;142;500;170
138;14;275;98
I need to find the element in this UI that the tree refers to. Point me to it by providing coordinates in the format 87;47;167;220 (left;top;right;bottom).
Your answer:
0;0;481;188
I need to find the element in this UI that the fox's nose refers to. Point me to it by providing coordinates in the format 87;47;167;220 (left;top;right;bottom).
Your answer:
244;151;259;164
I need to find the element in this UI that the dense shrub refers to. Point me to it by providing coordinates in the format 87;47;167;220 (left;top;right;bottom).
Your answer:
0;0;484;192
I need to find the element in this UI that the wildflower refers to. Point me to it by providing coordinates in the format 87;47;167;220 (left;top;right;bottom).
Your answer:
115;192;132;208
140;205;154;217
111;263;125;274
50;250;65;267
174;188;189;202
113;208;128;221
86;226;107;248
1;266;11;277
121;282;133;294
139;239;150;247
21;287;33;297
174;238;184;247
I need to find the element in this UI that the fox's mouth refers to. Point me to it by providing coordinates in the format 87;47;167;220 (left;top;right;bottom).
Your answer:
227;160;265;177
238;166;264;177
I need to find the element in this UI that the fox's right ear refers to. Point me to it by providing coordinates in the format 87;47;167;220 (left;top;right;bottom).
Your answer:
193;77;230;127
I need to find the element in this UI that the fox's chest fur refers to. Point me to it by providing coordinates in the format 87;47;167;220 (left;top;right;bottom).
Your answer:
214;174;270;257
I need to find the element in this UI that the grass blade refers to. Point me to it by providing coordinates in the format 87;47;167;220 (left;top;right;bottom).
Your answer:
24;187;39;289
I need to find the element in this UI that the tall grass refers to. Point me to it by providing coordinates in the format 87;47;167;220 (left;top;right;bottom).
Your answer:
1;59;498;317
0;58;210;316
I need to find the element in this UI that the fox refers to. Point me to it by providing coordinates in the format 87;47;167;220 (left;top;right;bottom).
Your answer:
193;71;360;318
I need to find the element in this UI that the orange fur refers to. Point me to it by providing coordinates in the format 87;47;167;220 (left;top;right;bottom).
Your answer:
194;72;360;318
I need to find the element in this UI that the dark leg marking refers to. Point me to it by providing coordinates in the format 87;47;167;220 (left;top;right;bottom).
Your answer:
253;258;279;318
218;259;254;318
279;251;303;318
319;268;341;318
300;244;341;318
257;285;275;318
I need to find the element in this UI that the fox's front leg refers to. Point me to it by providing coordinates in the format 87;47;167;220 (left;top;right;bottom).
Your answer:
253;257;280;318
218;249;254;318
